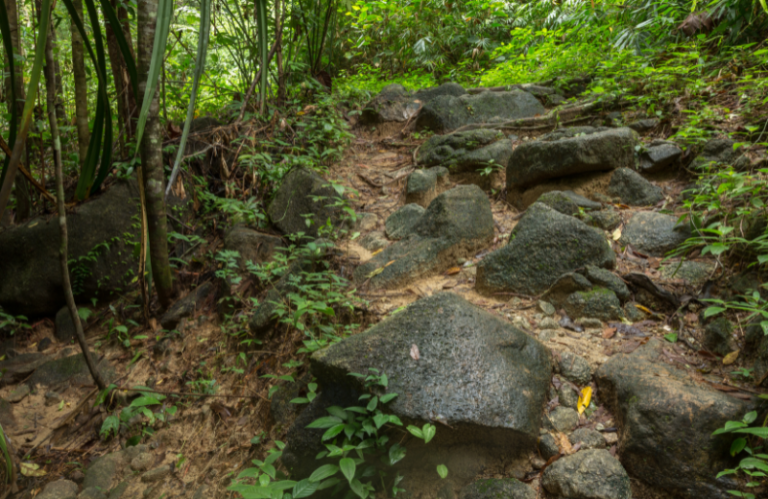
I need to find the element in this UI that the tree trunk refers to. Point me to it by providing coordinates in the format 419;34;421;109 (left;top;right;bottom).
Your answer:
71;0;90;167
42;0;107;391
4;0;30;221
137;0;173;310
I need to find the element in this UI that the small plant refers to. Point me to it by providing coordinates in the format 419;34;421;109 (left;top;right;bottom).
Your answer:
229;369;443;498
0;307;29;336
99;386;178;442
713;405;768;499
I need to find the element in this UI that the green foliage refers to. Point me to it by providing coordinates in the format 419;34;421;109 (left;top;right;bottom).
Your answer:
230;369;443;499
99;386;178;441
713;404;768;499
0;307;29;336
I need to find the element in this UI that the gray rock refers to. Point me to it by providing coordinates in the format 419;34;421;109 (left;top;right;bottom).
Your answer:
539;329;557;342
360;84;418;124
539;301;556;316
267;167;348;239
354;186;494;289
311;292;552;449
354;212;378;233
623;302;646;322
0;353;50;387
83;452;125;492
564;288;623;322
385;204;425;240
607;168;664;206
703;317;735;356
638;140;682;173
130;452;155;472
416;129;512;174
569;428;606;449
459;478;535;499
692;138;741;169
359;231;388;252
36;480;79;499
0;180;170;316
27;354;115;388
405;166;450;208
542;273;594;303
476;203;615;296
596;339;746;498
542;449;631;499
579;209;621;231
417;91;545;133
558;352;592;385
559;386;579;409
627;118;659;133
159;281;214;330
7;384;30;403
141;465;171;483
78;488;107;499
38;337;53;351
582;266;630;302
620;211;692;256
537;190;602;216
506;127;637;197
578;318;603;329
539;317;560;330
223;227;284;270
659;260;714;288
549;406;579;432
539;433;560;460
413;82;468;103
55;306;76;341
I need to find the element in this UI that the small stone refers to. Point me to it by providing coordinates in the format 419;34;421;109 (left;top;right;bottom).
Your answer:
557;352;592;385
55;307;76;342
385;204;425;240
569;428;606;449
549;406;580;433
623;302;646;322
538;330;556;342
359;231;389;252
38;337;53;352
539;434;560;460
459;478;535;499
638;140;682;173
582;265;630;302
627;118;659;133
141;465;171;483
539;301;556;316
703;317;735;356
70;469;85;484
531;456;547;470
7;384;30;403
558;386;579;410
542;449;631;499
511;316;531;331
607;168;664;206
36;480;79;499
354;212;378;232
44;391;63;407
130;452;155;472
539;317;559;330
78;488;107;499
603;432;619;445
577;318;603;329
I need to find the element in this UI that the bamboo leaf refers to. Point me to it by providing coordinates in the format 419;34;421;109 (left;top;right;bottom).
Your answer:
165;0;210;198
98;0;138;99
0;1;18;186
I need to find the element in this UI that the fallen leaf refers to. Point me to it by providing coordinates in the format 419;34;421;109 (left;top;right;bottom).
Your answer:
577;387;592;415
410;344;420;360
445;267;461;275
612;227;622;240
21;462;46;477
384;260;396;268
554;432;574;455
602;327;616;339
634;303;653;315
723;350;740;365
370;248;383;257
367;267;384;279
442;282;457;289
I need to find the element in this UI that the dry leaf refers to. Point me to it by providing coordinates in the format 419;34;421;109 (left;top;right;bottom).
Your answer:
634;303;653;315
445;267;461;275
602;327;616;339
410;344;420;360
442;282;457;289
722;350;740;365
384;260;396;268
554;432;574;455
577;386;593;415
20;462;46;477
370;248;383;257
367;267;384;279
612;227;622;240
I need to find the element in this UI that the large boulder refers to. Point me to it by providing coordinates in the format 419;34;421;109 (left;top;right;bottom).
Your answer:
0;180;144;316
311;292;553;447
416;129;512;174
596;340;747;499
353;185;494;289
619;211;691;256
476;203;615;296
542;449;631;499
416;91;545;133
360;83;467;125
506;127;637;203
385;204;425;240
267;167;347;239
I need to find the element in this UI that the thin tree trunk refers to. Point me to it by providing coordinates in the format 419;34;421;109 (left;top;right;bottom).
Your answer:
106;0;136;155
71;0;90;167
43;0;107;392
5;0;30;221
138;0;173;310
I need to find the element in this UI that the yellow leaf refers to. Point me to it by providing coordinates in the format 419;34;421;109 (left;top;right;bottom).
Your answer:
577;386;592;415
611;227;622;241
634;303;652;314
20;463;46;477
367;267;384;279
723;350;740;365
370;248;383;257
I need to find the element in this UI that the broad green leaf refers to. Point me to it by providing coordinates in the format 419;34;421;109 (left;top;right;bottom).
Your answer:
340;457;356;483
350;478;368;499
306;416;342;429
422;424;436;444
292;479;318;498
322;424;346;441
731;438;747;456
309;464;339;483
437;464;448;479
406;425;423;439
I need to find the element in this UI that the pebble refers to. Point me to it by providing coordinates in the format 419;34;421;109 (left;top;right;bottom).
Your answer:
604;432;619;445
539;329;557;342
549;407;580;433
578;318;603;329
539;300;556;316
131;452;155;472
511;316;531;330
539;317;559;330
7;384;30;403
37;337;53;351
44;391;63;407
